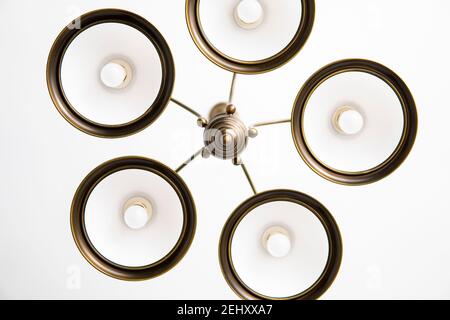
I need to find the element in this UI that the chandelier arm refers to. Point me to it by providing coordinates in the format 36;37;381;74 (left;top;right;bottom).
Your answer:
252;119;291;128
175;147;204;173
240;162;257;195
228;73;237;104
170;98;204;119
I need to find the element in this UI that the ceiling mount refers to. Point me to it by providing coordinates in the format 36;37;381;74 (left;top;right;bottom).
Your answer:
202;102;257;162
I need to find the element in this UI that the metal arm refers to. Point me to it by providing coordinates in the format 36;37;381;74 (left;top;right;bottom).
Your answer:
175;147;204;173
252;119;291;128
240;162;257;195
171;98;203;119
228;73;237;104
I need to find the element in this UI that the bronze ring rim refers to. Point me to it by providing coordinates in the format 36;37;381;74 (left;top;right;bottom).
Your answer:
291;59;418;185
219;189;342;300
71;156;196;281
47;9;175;138
186;0;315;74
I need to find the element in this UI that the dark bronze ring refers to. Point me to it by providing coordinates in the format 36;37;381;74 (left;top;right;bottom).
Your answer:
292;59;418;185
71;156;196;281
47;9;175;138
219;189;342;300
186;0;315;74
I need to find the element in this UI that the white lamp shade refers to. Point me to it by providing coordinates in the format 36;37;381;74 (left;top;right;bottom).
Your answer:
47;9;175;138
186;0;314;73
303;71;404;173
231;200;329;298
199;0;302;61
61;22;162;125
84;169;183;267
292;59;417;185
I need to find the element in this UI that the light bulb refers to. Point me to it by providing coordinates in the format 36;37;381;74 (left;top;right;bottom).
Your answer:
262;226;292;258
123;197;152;230
100;59;132;89
234;0;264;30
333;106;365;135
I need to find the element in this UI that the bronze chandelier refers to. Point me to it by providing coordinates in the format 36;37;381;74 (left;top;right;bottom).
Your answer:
47;1;417;300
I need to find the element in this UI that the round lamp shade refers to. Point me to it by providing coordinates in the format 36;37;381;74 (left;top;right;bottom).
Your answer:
186;0;315;74
47;9;175;138
219;190;342;300
71;157;196;280
291;59;418;185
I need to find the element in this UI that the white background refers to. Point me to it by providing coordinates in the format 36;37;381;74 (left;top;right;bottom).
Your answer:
1;0;449;299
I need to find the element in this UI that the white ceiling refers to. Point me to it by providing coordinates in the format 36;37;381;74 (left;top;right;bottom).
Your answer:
1;0;449;299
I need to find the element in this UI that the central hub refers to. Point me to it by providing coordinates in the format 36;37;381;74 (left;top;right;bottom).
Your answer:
202;103;255;161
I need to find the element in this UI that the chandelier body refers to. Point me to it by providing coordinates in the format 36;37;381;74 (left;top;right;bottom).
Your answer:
45;1;418;300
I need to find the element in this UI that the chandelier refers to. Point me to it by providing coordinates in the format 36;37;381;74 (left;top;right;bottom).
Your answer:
46;1;417;300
